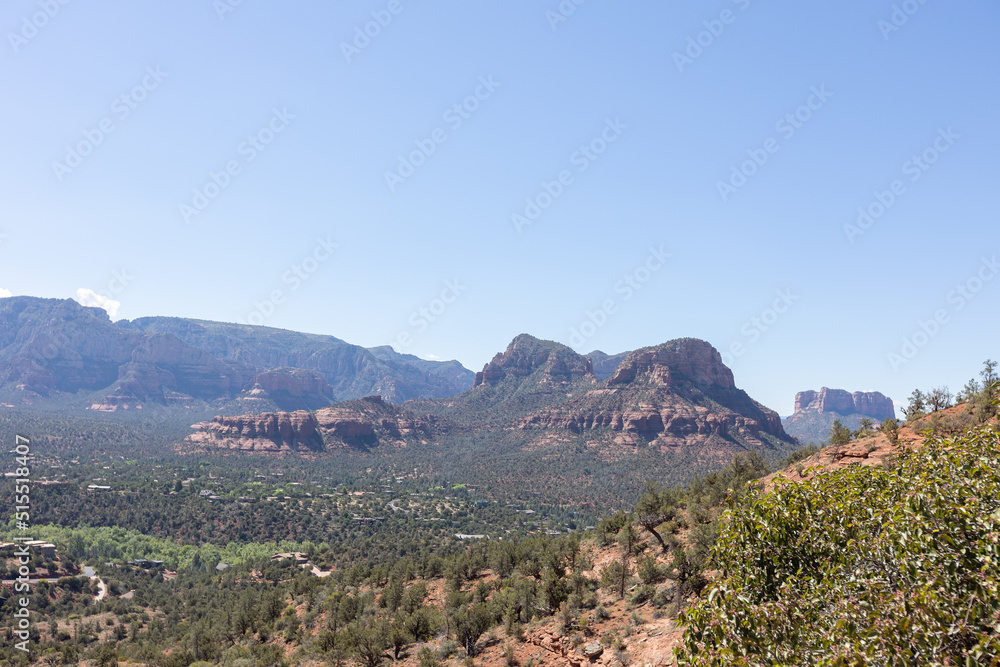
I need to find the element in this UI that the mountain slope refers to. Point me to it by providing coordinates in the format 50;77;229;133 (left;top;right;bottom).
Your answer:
120;316;474;403
521;338;791;453
409;334;599;425
0;297;474;410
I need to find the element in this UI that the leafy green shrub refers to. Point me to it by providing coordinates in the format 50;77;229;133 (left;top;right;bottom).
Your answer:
676;425;1000;665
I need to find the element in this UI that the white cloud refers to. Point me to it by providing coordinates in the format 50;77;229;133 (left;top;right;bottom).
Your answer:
422;353;442;361
0;288;11;298
76;288;120;317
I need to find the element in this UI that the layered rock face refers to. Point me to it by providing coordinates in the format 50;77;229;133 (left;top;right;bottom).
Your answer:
124;317;475;403
187;410;322;452
0;298;252;406
236;368;335;412
184;395;434;453
474;334;595;387
607;339;735;389
783;388;896;444
521;339;789;447
248;368;332;397
794;388;895;421
0;297;474;409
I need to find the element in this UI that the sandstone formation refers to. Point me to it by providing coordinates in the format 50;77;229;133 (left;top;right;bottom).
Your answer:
606;339;735;389
783;388;896;444
793;388;895;420
520;339;790;449
183;395;435;453
187;410;321;453
235;368;335;412
474;334;595;388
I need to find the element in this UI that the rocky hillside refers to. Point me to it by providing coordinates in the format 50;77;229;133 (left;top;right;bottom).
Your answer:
521;339;789;452
782;387;895;444
413;334;600;425
766;402;985;489
0;296;474;410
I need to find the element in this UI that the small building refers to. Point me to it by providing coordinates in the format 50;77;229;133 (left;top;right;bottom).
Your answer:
454;534;486;540
23;541;57;558
271;552;308;564
128;559;164;569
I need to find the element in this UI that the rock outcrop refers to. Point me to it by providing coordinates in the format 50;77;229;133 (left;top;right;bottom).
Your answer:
235;368;335;412
474;334;595;388
187;410;322;453
784;388;896;444
520;339;791;449
606;339;735;389
793;388;894;421
183;395;436;454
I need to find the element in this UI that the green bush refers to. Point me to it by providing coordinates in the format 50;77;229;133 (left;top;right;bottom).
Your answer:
676;424;1000;665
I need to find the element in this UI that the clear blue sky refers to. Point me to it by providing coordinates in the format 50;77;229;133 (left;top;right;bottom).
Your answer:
1;0;998;416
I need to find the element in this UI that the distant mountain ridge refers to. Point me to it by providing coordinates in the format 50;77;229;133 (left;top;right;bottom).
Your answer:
0;296;474;409
0;297;802;501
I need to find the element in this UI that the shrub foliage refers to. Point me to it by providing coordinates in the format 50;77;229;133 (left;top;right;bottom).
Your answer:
676;424;1000;665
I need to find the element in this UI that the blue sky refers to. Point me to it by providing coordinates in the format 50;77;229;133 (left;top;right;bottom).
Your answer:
1;0;998;416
